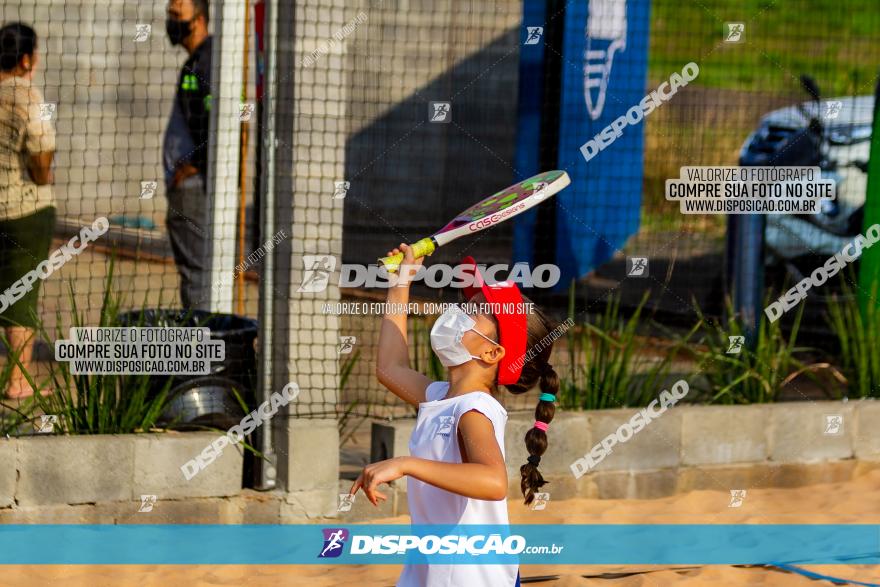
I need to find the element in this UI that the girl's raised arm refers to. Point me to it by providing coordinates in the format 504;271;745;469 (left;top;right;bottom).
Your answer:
375;243;432;407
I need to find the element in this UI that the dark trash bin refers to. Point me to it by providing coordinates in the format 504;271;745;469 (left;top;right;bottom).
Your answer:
159;375;248;430
115;309;258;426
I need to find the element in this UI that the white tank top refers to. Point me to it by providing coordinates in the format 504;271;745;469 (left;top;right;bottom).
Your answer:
396;381;519;587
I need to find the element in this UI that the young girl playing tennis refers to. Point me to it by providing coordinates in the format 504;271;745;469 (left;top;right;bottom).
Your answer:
350;244;562;587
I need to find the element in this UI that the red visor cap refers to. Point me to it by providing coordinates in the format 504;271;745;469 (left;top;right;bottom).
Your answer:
460;256;528;385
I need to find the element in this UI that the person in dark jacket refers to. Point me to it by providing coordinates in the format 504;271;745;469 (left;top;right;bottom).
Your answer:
163;0;212;310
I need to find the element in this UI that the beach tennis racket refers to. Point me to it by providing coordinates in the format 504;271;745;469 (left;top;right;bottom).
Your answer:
378;170;570;272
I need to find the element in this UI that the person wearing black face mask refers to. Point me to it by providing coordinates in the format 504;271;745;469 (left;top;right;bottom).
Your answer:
162;0;213;310
166;16;194;46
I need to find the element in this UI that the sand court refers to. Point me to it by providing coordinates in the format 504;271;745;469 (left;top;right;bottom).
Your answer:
5;466;879;586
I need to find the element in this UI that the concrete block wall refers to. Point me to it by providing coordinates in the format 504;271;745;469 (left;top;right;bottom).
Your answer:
680;404;768;465
3;400;874;522
280;420;340;520
370;399;880;512
768;402;854;462
0;440;16;508
855;401;880;457
1;432;242;510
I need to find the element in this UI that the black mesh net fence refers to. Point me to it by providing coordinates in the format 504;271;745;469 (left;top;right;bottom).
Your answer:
0;1;260;434
334;0;880;419
0;0;878;439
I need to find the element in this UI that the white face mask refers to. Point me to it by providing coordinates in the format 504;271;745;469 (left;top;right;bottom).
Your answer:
430;305;499;367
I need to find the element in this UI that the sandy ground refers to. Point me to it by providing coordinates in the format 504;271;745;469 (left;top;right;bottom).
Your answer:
5;468;880;586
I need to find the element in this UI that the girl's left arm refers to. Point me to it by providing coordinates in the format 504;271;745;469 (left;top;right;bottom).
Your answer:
350;411;508;505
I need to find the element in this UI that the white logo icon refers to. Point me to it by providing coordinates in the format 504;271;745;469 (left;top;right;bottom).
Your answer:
436;416;455;437
138;494;157;512
823;101;842;120
37;414;58;433
584;0;627;120
531;492;550;511
320;529;346;557
531;181;549;200
239;103;255;122
133;24;152;42
727;336;744;354
728;489;746;508
39;103;57;121
725;23;745;43
524;27;544;45
338;493;355;512
338;336;356;355
824;414;843;435
297;255;336;293
429;102;451;123
333;181;350;200
140;181;158;200
627;256;648;277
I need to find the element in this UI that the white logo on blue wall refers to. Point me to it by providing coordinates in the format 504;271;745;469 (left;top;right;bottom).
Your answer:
524;27;543;45
583;0;627;120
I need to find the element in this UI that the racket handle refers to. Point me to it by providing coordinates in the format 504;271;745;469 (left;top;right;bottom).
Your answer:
377;237;436;273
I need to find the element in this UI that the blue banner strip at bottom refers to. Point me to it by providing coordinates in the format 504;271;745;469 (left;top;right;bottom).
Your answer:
0;524;878;565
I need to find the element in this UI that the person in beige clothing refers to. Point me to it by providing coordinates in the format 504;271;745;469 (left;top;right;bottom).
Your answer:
0;23;55;398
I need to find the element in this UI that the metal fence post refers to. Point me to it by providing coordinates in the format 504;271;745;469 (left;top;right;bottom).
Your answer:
206;0;246;313
253;0;282;491
726;214;765;347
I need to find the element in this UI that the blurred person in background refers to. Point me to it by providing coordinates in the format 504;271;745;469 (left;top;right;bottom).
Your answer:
163;0;213;310
0;22;55;399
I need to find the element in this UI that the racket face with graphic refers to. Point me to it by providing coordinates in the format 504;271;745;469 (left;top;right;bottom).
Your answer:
377;170;570;271
433;170;570;246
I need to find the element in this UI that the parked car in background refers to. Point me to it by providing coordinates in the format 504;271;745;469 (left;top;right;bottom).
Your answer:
740;75;874;296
